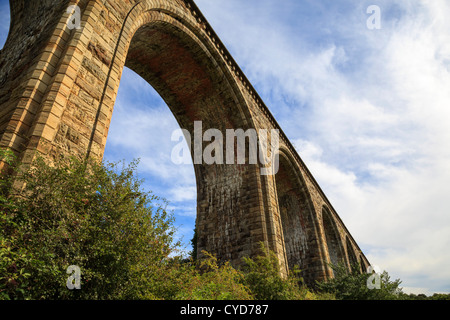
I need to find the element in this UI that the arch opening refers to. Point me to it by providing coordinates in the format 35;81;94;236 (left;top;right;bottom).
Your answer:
125;21;249;135
322;206;345;276
106;15;260;263
346;236;358;271
104;65;198;250
359;255;368;273
275;151;318;284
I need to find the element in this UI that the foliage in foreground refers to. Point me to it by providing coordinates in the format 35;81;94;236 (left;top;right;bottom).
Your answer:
1;150;180;299
0;150;322;300
315;262;403;300
241;244;323;300
1;149;448;300
315;262;450;300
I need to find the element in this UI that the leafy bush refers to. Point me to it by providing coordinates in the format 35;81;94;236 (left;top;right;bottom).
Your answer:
0;149;33;300
0;150;326;300
174;252;253;300
316;262;403;300
4;149;433;301
0;151;179;299
241;244;319;300
408;293;450;300
165;248;323;300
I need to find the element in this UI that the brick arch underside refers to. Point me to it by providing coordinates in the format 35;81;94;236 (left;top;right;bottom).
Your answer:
125;22;250;138
121;10;263;263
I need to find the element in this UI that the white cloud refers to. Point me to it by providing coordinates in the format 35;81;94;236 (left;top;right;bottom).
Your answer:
167;185;197;203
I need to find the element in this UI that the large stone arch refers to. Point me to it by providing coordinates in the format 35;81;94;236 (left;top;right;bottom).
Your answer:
0;0;370;282
116;3;263;264
345;236;358;270
0;0;265;265
321;205;345;276
271;147;327;285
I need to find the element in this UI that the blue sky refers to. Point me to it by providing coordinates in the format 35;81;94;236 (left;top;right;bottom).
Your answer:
2;0;450;295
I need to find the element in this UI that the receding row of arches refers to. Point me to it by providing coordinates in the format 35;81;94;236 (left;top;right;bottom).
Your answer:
322;206;369;275
273;148;368;282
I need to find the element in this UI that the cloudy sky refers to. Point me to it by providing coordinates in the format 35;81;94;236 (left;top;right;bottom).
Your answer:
2;0;450;295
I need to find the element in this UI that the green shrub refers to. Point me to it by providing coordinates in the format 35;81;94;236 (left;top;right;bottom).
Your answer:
0;150;324;301
241;244;315;300
316;262;403;300
0;152;179;300
0;149;33;300
3;149;425;301
174;252;253;300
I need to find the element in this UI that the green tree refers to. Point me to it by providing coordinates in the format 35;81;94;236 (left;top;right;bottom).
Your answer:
316;262;403;300
0;152;180;299
1;149;34;300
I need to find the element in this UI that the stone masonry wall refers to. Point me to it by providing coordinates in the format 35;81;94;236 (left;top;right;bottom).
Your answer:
0;0;370;283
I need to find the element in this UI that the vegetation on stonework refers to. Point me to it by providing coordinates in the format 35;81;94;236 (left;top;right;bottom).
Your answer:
1;148;449;300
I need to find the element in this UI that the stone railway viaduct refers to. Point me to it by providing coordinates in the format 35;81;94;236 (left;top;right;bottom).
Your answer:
0;0;369;285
